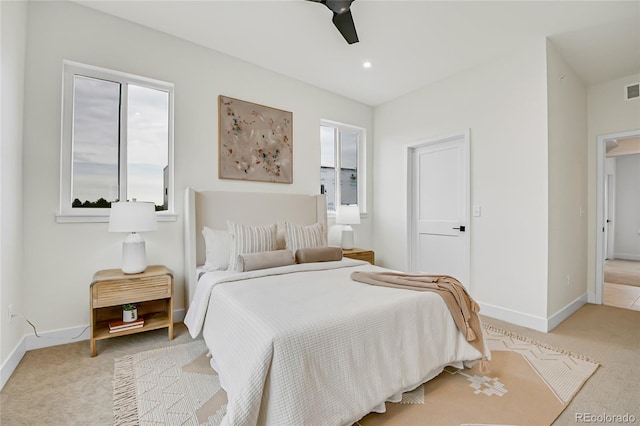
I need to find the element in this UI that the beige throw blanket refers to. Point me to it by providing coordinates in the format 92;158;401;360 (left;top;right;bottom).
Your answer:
351;271;489;371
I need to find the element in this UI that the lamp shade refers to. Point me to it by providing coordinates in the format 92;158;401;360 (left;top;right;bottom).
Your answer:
108;201;158;233
336;205;361;225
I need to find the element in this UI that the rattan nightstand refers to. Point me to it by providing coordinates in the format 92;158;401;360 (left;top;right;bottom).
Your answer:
89;265;174;356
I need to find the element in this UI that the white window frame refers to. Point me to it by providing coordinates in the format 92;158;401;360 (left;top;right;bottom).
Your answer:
57;61;175;223
320;119;367;217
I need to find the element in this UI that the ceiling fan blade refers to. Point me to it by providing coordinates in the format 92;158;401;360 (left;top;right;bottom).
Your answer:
332;9;359;44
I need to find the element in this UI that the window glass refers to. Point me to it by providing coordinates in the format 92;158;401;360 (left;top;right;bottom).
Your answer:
319;121;364;212
127;84;170;209
320;125;337;211
71;76;120;208
340;131;358;206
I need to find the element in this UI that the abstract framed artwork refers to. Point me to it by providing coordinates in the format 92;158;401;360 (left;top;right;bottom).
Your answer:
218;95;293;183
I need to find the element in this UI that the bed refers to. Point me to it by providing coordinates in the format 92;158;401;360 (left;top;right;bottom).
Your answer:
183;188;488;426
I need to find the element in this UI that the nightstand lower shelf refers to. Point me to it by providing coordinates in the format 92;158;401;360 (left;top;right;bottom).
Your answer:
93;312;171;340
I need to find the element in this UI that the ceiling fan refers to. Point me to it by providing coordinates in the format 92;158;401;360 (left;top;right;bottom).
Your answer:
307;0;359;44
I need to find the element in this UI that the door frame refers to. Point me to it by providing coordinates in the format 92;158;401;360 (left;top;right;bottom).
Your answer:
406;129;471;285
595;129;640;304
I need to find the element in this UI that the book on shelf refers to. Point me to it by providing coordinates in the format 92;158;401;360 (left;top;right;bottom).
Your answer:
109;323;144;333
108;317;144;331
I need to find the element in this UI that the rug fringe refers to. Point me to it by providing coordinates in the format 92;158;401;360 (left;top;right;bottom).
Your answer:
482;323;601;365
113;355;139;426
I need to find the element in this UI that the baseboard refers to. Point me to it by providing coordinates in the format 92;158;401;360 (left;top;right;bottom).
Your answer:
478;302;548;332
174;308;185;324
24;308;186;350
174;308;186;323
1;308;186;390
547;293;587;331
26;324;92;350
613;253;640;261
0;335;26;391
479;294;587;333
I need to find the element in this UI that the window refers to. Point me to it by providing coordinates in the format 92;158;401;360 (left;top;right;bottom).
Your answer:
58;62;174;221
320;120;365;213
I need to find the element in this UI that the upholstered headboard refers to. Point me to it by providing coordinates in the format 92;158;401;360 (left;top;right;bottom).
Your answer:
184;188;328;307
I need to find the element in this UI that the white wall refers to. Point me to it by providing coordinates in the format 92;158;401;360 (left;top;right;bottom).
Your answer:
20;1;372;342
0;0;27;385
545;40;588;316
373;40;550;324
587;74;640;295
613;154;640;260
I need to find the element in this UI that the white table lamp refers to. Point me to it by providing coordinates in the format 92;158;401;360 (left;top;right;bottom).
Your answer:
108;201;157;274
336;205;360;250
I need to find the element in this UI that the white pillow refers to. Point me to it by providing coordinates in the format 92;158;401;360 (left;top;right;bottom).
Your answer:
201;227;231;271
227;221;278;271
275;227;286;250
284;222;327;254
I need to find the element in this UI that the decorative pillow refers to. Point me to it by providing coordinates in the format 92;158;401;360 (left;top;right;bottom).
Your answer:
285;222;327;254
237;250;295;272
227;221;278;271
295;246;343;264
276;227;287;250
201;227;231;271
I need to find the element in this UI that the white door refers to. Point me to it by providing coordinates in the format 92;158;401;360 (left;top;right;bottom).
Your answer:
409;133;470;287
605;173;615;260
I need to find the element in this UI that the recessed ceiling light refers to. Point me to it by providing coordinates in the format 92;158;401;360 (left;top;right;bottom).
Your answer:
363;61;372;69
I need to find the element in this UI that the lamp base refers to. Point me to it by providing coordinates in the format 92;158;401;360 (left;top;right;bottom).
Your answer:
121;233;147;274
341;226;354;250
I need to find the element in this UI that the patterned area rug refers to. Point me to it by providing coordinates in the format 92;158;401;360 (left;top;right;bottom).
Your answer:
113;325;599;426
113;340;224;425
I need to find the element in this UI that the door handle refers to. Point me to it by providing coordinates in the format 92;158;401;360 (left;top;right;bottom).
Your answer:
453;225;466;232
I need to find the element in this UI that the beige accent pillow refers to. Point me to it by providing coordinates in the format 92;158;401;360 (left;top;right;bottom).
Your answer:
227;221;278;271
295;246;343;264
237;250;295;272
285;222;327;254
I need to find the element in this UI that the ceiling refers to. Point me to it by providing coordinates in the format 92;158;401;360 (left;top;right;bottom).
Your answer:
75;1;640;106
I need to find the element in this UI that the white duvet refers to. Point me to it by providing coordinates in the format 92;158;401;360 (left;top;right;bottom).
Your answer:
184;259;485;426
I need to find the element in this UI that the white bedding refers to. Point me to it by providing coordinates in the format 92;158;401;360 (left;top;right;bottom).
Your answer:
185;259;485;426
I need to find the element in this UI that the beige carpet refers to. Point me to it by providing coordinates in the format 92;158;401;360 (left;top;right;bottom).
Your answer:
604;259;640;287
113;325;599;426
